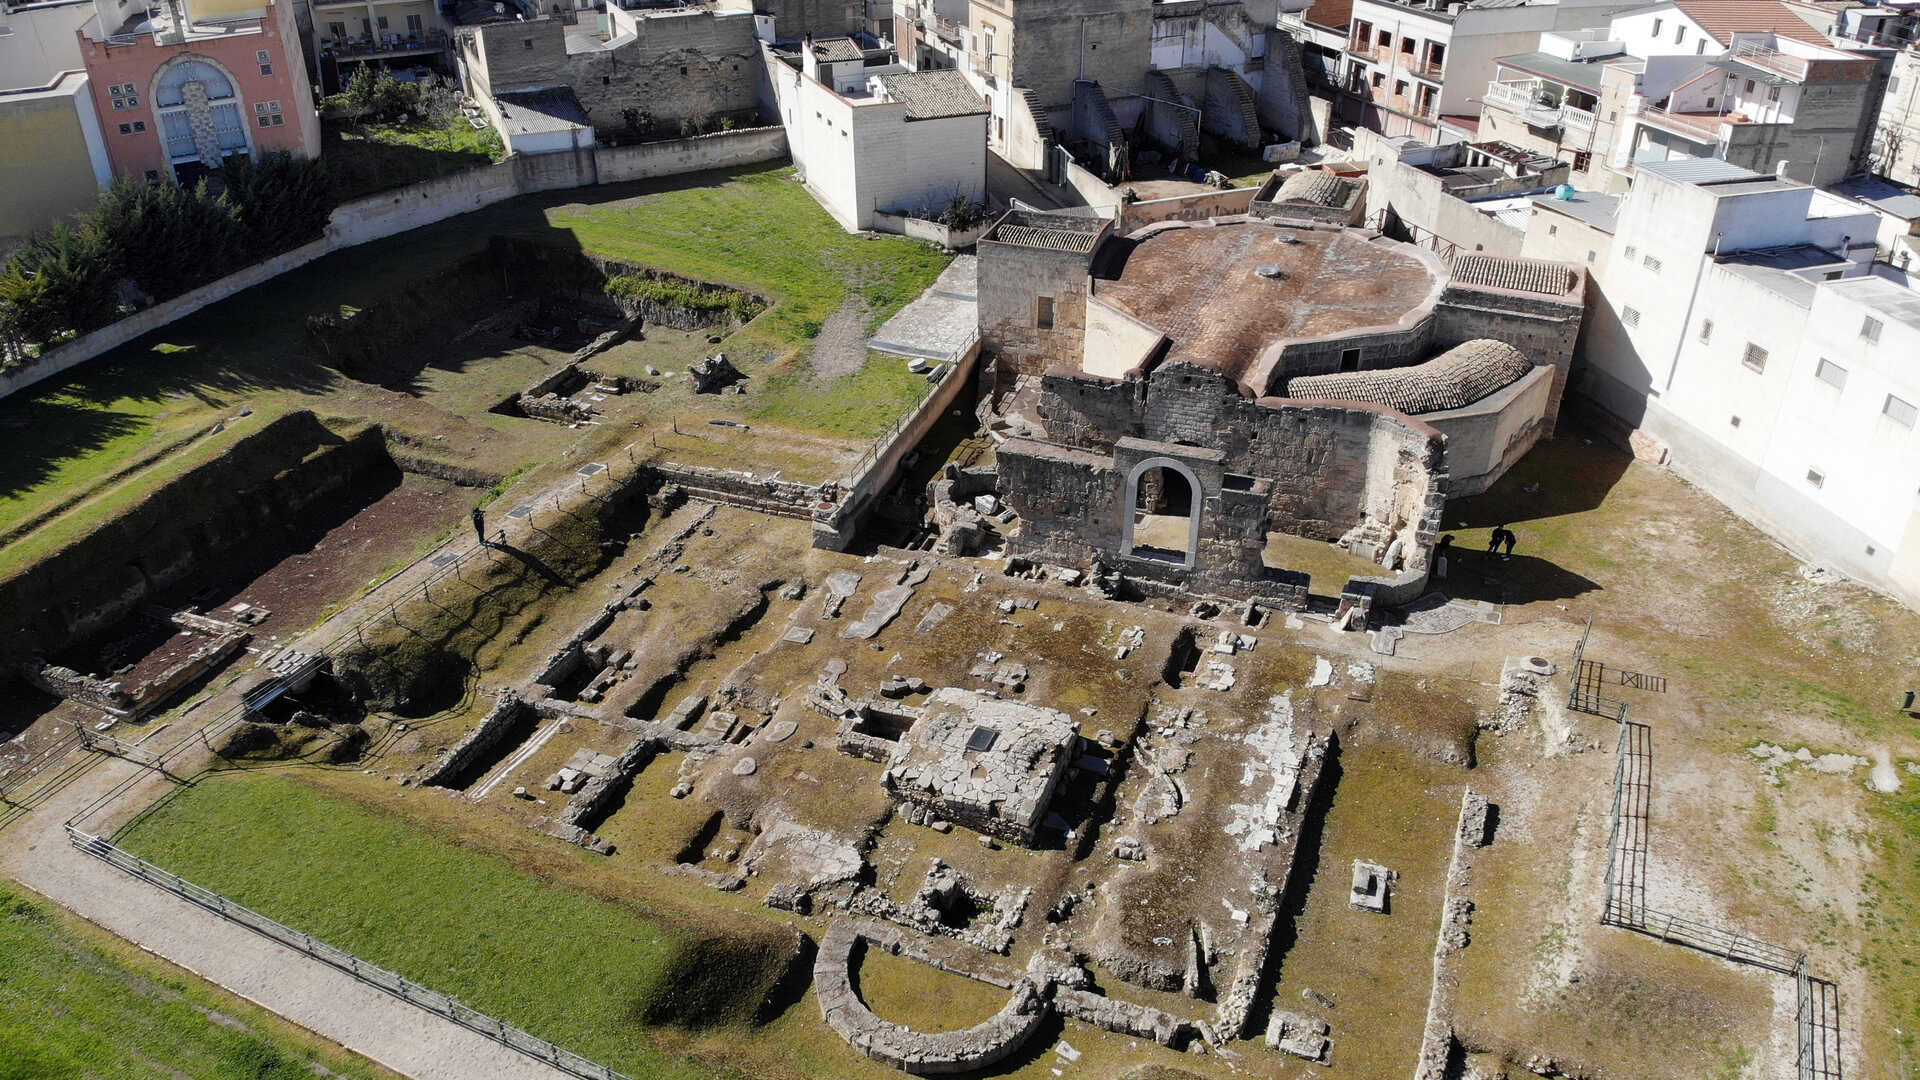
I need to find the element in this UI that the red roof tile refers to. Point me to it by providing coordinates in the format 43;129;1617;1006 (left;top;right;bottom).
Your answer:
1305;0;1354;32
1672;0;1832;46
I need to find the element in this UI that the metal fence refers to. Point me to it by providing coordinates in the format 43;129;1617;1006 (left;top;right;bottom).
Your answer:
66;825;638;1080
840;347;967;486
1567;616;1629;720
1585;636;1840;1080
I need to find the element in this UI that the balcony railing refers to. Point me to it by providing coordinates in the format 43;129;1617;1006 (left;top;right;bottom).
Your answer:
1561;103;1596;136
322;28;449;59
1485;79;1564;128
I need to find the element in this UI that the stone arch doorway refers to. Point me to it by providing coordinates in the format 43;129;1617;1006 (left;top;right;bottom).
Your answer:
1121;456;1202;568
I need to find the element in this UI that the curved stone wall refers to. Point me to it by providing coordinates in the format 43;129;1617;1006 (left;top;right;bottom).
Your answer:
814;922;1049;1075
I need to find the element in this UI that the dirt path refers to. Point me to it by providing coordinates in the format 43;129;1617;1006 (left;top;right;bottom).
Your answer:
809;294;871;378
3;746;578;1080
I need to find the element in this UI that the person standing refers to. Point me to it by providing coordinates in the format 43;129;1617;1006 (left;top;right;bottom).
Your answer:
1433;534;1454;579
1501;529;1516;560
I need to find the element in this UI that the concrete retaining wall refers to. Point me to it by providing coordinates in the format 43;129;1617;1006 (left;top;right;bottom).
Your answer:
815;339;981;549
1;126;791;401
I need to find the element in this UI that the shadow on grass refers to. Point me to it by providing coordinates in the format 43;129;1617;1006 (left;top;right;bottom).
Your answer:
1445;428;1634;530
0;399;149;502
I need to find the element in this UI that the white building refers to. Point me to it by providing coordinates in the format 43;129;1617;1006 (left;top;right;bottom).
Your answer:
0;0;112;247
767;36;988;231
1549;157;1920;606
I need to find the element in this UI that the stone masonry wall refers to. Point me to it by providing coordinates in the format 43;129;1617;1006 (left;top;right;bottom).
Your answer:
977;239;1094;378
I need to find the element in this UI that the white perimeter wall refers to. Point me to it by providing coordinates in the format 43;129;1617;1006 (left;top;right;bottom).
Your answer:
768;47;986;230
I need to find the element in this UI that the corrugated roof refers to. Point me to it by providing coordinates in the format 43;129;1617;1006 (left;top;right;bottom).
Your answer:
1830;174;1920;220
875;69;987;120
1494;49;1622;92
1671;0;1832;46
1636;157;1765;182
494;88;589;134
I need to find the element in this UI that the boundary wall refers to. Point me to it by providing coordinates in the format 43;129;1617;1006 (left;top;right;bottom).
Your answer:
0;126;788;400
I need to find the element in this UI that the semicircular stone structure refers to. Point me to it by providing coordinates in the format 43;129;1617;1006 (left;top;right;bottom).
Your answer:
1281;338;1534;415
814;922;1050;1075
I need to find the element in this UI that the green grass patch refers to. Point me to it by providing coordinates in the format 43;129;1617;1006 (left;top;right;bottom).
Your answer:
0;884;397;1080
750;352;933;440
324;115;504;202
605;275;765;323
118;771;795;1079
546;166;949;354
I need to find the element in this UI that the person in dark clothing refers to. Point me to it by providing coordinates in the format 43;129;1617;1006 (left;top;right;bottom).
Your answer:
1487;527;1506;555
1501;529;1516;559
1433;533;1454;579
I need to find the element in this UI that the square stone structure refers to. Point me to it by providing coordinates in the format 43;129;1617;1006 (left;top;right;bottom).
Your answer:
977;205;1584;601
874;687;1079;847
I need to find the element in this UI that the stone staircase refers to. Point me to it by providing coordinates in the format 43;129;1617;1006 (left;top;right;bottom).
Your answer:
1145;70;1200;160
1012;86;1052;142
1267;29;1320;145
1203;67;1265;151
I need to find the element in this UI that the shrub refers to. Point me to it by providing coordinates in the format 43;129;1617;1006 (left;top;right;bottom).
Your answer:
328;67;422;124
219;152;334;259
0;223;119;343
90;174;244;301
603;274;762;323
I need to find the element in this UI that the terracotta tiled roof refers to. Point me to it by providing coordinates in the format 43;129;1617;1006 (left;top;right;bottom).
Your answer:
1305;0;1354;32
1671;0;1831;46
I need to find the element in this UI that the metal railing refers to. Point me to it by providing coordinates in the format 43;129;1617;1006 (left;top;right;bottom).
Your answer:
1583;626;1840;1080
839;338;970;486
65;827;637;1080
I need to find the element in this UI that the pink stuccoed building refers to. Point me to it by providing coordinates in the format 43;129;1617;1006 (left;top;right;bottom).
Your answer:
76;0;319;185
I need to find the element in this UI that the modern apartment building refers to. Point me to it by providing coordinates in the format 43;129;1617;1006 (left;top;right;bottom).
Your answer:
1538;157;1920;605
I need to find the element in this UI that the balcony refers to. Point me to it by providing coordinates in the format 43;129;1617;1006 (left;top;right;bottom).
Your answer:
322;28;450;60
1561;103;1596;136
1484;80;1563;129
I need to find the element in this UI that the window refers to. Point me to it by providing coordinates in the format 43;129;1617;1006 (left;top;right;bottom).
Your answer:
376;15;388;28
1674;23;1684;43
1696;39;1706;54
523;37;534;48
257;49;270;63
328;20;345;39
1624;244;1637;260
257;113;284;127
1400;36;1414;54
1378;28;1390;45
1622;305;1641;327
1862;315;1883;342
1699;318;1712;342
1652;16;1662;34
1768;85;1781;101
1743;343;1768;372
1705;97;1716;109
1643;253;1662;273
1394;79;1408;97
1806;468;1824;488
255;99;284;127
1744;79;1755;94
117;122;132;135
1035;296;1054;330
1429;42;1444;67
1548;223;1559;236
1372;71;1385;88
1587;249;1596;263
1340;348;1361;371
1730;415;1742;427
407;12;423;32
1891;76;1904;94
133;120;145;132
1815;358;1848;388
1608;110;1618;122
1572;150;1592;171
1887;394;1919;427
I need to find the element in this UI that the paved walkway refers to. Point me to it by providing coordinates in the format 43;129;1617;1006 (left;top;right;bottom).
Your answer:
4;746;579;1080
869;256;978;364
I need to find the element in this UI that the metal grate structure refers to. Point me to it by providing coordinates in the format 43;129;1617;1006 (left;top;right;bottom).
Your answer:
1584;637;1844;1080
1568;617;1629;720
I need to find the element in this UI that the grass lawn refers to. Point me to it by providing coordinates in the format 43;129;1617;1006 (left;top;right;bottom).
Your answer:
750;351;935;441
323;116;504;202
0;163;950;579
117;770;796;1080
0;883;399;1080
